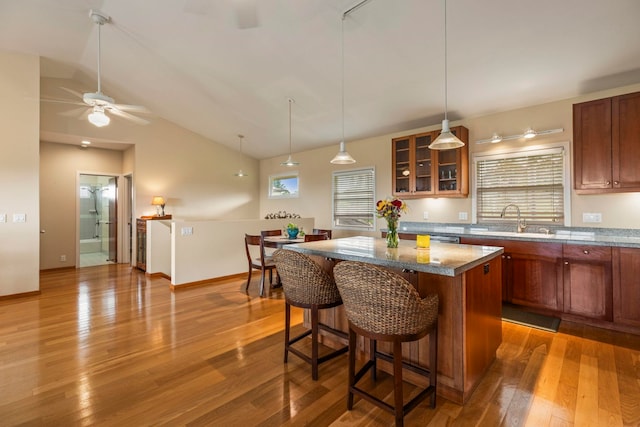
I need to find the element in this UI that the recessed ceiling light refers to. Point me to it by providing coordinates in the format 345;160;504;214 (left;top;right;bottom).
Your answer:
81;140;91;145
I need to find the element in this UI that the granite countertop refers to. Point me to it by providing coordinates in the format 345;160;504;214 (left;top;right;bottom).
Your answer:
397;222;640;249
284;236;503;277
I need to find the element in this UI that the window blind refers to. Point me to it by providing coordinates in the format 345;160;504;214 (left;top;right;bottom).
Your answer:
475;148;565;224
332;168;375;229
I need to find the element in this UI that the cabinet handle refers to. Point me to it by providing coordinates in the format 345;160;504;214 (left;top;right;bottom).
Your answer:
614;181;619;185
583;250;589;254
506;255;512;260
564;261;569;265
606;181;611;185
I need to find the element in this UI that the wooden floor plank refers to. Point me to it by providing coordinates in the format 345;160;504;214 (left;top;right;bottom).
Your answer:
1;264;640;426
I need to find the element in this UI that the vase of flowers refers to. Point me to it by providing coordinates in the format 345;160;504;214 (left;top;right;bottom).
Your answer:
286;222;299;239
376;197;407;248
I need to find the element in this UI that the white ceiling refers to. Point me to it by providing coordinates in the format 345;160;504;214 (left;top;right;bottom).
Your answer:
2;0;640;159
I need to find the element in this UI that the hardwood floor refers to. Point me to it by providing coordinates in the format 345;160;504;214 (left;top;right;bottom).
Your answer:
1;264;639;426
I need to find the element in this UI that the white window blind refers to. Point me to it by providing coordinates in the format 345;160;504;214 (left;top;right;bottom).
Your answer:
475;147;565;224
332;168;375;229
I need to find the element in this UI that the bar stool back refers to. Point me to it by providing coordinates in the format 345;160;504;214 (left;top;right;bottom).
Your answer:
333;261;439;427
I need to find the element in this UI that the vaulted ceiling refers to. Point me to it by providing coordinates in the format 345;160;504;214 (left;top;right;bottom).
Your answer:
2;0;640;158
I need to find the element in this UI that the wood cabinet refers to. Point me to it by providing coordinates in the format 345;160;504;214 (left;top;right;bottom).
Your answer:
574;91;640;193
563;244;612;321
392;126;468;198
612;247;640;328
460;237;563;312
136;215;172;272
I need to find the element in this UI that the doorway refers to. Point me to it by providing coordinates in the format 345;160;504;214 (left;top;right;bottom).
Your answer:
79;174;117;267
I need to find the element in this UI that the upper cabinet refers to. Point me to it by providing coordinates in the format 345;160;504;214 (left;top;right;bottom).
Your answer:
574;91;640;194
392;126;468;198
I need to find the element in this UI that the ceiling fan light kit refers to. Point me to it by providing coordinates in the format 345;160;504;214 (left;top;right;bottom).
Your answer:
88;106;110;127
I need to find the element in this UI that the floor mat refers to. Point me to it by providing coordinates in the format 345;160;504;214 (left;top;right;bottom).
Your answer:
502;304;560;332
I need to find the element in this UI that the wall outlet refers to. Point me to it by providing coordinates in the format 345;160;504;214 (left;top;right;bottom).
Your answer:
458;212;468;221
583;213;602;223
13;213;26;223
60;255;66;262
0;213;6;223
423;211;429;220
181;226;193;236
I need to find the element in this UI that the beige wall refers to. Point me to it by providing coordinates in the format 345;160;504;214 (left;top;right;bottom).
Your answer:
0;51;40;296
260;83;640;232
39;142;124;269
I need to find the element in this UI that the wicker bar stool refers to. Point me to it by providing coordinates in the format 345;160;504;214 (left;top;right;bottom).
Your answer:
333;261;439;427
273;249;348;380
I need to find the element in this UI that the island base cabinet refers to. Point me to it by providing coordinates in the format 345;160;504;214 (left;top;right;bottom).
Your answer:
613;247;640;328
311;255;503;405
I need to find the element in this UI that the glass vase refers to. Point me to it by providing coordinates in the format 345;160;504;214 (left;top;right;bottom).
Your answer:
386;217;399;248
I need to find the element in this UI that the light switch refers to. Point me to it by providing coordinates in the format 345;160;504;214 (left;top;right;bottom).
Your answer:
13;213;26;223
423;211;429;220
458;212;468;220
0;213;6;223
582;213;602;223
181;227;193;236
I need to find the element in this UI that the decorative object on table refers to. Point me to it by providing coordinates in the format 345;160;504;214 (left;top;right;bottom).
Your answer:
151;196;165;216
417;234;431;248
264;210;301;219
376;197;407;248
286;222;299;239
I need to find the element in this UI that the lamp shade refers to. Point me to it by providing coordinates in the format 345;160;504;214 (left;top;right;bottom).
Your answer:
330;141;356;164
428;119;465;150
151;196;165;206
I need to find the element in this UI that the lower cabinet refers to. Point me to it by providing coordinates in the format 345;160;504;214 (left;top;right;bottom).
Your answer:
562;244;612;321
613;247;640;328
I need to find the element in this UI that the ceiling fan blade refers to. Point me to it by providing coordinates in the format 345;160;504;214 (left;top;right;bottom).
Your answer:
41;98;86;107
60;86;85;99
112;103;151;114
58;107;89;118
109;108;150;125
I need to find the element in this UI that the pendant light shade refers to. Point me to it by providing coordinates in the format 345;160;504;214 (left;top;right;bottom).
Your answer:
281;98;299;167
429;0;464;151
330;15;356;164
234;134;248;177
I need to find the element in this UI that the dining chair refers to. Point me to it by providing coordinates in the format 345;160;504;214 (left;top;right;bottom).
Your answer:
272;249;348;380
304;233;329;242
333;261;439;427
244;233;278;297
261;229;282;250
312;228;332;239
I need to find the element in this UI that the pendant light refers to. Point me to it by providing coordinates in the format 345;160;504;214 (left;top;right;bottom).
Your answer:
234;134;248;177
281;98;300;167
330;15;356;164
429;0;465;150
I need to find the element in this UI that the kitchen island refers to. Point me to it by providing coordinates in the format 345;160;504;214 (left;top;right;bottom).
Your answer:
285;236;504;404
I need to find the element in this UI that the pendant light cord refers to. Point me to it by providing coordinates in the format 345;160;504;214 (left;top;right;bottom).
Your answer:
288;98;293;155
443;0;448;121
97;21;102;94
341;17;345;144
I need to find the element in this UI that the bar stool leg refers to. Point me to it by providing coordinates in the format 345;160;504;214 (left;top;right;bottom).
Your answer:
311;305;319;381
370;338;377;381
429;325;438;408
393;340;404;427
347;328;357;410
284;302;291;363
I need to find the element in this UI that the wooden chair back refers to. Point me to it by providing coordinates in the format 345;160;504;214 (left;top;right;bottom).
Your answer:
313;228;332;239
304;233;329;242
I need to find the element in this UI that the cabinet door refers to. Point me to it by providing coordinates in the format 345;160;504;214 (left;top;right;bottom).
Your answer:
563;245;612;321
136;219;147;271
612;247;640;328
435;126;469;197
392;136;412;195
612;92;640;190
413;133;435;195
509;251;563;312
573;98;612;192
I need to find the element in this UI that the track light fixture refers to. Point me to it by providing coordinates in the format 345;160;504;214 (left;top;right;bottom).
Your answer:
475;128;564;144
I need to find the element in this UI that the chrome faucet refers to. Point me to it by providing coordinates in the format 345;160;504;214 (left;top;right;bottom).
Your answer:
500;204;527;233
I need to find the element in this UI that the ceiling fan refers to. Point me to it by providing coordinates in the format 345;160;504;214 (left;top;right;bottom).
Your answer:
42;10;150;127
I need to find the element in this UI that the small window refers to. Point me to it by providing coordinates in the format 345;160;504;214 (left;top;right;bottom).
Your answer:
473;145;570;226
332;168;375;229
269;172;299;198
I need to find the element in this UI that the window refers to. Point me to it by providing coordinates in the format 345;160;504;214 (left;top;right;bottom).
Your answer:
268;172;299;198
332;168;375;229
473;145;570;225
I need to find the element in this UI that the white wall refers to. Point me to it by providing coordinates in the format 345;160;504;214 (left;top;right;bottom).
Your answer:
0;51;40;296
260;83;640;231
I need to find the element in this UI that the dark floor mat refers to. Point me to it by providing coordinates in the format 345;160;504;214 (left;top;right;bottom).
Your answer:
502;304;560;332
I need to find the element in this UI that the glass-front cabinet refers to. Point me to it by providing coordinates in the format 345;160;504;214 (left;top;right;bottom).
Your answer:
392;126;468;198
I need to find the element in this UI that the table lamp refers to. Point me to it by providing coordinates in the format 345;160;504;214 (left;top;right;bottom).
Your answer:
151;196;165;216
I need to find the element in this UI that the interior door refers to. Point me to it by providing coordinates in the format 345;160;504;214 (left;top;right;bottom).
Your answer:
107;177;117;262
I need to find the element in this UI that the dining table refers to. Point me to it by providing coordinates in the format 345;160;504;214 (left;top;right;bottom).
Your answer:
262;235;305;248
